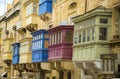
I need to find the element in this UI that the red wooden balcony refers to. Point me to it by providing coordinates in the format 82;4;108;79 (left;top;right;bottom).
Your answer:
48;25;74;60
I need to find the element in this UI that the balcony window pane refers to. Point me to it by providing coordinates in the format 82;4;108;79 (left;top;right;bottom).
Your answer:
99;27;107;40
87;28;90;41
65;31;73;43
33;7;37;13
60;32;62;43
78;32;81;43
92;27;95;40
83;30;86;42
74;32;77;44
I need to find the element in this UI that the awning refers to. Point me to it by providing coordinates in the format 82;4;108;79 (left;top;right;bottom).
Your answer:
1;72;7;77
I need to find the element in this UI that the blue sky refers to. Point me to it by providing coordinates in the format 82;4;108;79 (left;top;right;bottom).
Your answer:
0;0;13;16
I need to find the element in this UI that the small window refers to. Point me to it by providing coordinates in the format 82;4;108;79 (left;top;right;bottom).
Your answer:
99;27;107;40
100;18;108;24
65;31;73;43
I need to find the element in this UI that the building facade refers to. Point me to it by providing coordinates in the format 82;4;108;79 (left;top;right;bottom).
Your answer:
0;0;120;79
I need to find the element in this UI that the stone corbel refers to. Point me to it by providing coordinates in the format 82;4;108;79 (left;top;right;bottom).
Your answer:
26;63;34;71
55;61;63;70
26;24;37;32
41;62;51;70
40;14;51;22
16;27;26;35
50;62;56;70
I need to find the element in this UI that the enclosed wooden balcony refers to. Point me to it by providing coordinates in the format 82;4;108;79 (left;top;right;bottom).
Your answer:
12;43;20;64
72;6;112;62
25;15;38;26
3;38;13;61
3;53;12;61
38;0;52;21
23;0;38;5
19;38;32;63
48;25;74;60
31;29;49;62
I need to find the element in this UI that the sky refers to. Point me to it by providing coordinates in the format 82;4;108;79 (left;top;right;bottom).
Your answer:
0;0;13;16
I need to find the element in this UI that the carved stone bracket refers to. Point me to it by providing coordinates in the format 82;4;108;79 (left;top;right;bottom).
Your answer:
26;24;37;32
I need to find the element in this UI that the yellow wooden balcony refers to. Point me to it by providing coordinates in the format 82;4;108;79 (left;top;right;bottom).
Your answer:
23;0;38;6
19;38;32;63
3;53;12;61
19;53;31;63
25;14;38;26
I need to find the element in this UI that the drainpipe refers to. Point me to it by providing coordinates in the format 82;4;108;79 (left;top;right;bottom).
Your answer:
85;0;87;13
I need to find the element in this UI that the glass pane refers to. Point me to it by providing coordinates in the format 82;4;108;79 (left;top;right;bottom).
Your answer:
33;7;37;13
59;32;62;43
92;28;95;40
83;30;86;42
41;40;43;48
65;31;73;43
99;27;107;40
55;33;56;44
57;33;59;44
87;28;90;41
78;32;81;43
74;32;77;44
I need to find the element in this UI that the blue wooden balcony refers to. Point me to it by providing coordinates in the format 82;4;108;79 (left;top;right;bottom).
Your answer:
13;43;20;55
32;51;48;62
12;55;19;64
12;43;20;64
31;30;49;62
38;0;52;15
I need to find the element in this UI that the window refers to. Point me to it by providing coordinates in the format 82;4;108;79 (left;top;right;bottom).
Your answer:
87;28;90;41
92;28;95;40
26;3;37;16
83;30;86;42
33;7;37;13
26;4;33;16
65;31;73;43
100;18;108;24
99;27;107;40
